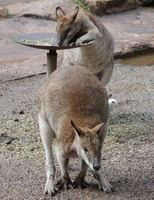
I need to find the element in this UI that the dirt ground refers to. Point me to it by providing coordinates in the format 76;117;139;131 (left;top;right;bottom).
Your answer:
0;62;154;200
0;1;154;199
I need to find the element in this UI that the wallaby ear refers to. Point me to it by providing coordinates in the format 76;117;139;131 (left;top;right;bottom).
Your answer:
56;7;65;19
71;120;85;137
92;122;106;136
70;6;79;22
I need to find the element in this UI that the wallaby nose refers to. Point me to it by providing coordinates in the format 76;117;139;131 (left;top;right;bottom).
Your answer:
57;40;62;46
57;34;63;46
93;165;100;171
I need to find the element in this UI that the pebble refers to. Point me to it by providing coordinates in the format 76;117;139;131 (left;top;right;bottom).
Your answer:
19;110;24;114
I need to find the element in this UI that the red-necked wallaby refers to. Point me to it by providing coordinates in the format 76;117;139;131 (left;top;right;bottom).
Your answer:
56;7;114;86
38;66;113;195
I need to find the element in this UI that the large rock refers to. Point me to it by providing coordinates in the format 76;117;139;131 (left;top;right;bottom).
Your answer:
0;0;33;6
0;7;9;18
100;7;154;58
142;0;154;6
85;0;143;15
6;0;75;20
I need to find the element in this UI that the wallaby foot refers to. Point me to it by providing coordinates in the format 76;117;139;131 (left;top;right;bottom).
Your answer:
38;114;56;196
56;153;72;190
73;160;88;189
72;177;89;189
44;178;58;196
99;179;113;193
93;170;114;193
56;176;72;190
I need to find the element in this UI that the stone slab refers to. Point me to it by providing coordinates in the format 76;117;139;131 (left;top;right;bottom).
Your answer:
85;0;142;15
6;0;74;20
100;7;154;58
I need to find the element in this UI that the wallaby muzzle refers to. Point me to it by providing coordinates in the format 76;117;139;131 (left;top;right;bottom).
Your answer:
93;157;100;171
57;33;64;46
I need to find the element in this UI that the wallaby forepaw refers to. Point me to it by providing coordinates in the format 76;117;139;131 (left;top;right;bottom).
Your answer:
69;42;75;47
72;178;89;189
75;38;82;45
44;180;58;196
56;177;72;191
76;38;94;45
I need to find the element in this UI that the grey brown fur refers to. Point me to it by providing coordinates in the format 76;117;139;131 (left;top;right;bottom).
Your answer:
56;7;114;86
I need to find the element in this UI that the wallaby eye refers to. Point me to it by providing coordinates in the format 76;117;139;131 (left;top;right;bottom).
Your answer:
65;28;71;35
84;148;88;152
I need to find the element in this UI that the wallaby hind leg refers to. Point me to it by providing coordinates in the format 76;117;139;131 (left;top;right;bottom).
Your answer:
73;160;89;189
96;64;113;86
56;149;72;190
38;114;57;195
56;153;71;190
93;169;113;193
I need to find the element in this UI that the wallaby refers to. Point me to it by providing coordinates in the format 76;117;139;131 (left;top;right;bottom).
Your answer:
56;7;114;86
38;65;113;195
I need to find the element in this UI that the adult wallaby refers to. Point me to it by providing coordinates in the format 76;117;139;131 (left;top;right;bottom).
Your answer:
56;7;114;86
38;65;113;195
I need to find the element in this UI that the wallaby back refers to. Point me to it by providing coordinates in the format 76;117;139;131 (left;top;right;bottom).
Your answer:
39;66;109;144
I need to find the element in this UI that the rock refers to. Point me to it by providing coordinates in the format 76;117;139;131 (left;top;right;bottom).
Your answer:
14;118;19;122
142;0;154;6
0;7;9;18
6;0;75;20
85;0;143;15
19;110;24;115
0;0;33;7
99;8;154;58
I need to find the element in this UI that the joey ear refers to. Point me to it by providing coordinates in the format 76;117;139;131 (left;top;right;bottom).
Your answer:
93;122;106;136
70;6;79;22
56;7;65;19
71;120;85;137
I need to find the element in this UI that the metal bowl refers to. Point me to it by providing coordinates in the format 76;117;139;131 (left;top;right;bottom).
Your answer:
15;33;93;50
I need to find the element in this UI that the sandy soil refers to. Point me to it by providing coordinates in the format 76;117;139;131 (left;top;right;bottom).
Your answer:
0;62;154;200
0;1;154;199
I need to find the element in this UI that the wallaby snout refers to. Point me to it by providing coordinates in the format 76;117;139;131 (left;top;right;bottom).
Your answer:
93;165;100;171
93;158;101;171
57;33;62;46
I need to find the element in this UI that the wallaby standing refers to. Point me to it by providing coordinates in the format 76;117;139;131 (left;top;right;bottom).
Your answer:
56;7;114;86
38;66;113;195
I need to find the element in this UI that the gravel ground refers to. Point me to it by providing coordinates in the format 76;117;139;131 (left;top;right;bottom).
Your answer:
0;63;154;200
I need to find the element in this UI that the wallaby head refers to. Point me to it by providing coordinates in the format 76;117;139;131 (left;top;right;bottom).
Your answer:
71;120;106;172
55;7;81;46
